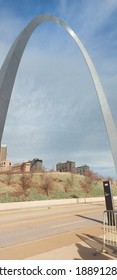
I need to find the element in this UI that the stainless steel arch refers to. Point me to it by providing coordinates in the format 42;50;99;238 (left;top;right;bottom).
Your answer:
0;14;117;174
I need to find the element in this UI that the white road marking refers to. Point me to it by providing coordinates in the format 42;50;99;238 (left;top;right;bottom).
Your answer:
51;220;84;228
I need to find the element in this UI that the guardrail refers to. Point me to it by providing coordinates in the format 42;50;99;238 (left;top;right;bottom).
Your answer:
103;210;117;253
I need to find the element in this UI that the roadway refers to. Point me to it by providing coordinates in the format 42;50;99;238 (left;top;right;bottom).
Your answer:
0;201;108;259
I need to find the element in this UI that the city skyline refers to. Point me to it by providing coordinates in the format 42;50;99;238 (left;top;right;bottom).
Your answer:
0;143;90;175
0;0;117;178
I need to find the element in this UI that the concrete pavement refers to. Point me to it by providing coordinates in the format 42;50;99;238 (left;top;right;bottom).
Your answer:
0;224;115;260
0;200;117;260
26;242;115;260
25;225;117;260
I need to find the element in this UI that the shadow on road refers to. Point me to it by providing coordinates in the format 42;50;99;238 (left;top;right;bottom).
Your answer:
74;242;110;260
76;214;103;224
74;234;112;260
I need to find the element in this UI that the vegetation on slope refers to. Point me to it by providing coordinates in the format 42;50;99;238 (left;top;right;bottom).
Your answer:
0;171;116;203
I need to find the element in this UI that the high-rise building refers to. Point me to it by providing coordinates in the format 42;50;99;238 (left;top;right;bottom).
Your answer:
56;160;89;175
0;160;11;172
56;161;75;173
30;158;43;172
75;164;89;175
12;158;43;173
0;144;7;161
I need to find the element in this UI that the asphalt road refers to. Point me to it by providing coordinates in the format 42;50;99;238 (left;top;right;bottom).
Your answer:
0;202;105;248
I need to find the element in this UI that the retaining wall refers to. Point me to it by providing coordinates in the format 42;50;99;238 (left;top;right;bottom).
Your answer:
0;196;117;211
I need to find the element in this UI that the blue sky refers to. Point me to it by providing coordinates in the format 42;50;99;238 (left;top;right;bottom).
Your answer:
0;0;117;178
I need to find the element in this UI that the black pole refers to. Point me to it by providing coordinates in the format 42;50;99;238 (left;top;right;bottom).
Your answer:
103;180;115;226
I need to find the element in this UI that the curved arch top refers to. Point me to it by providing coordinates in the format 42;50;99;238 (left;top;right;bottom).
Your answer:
0;14;117;174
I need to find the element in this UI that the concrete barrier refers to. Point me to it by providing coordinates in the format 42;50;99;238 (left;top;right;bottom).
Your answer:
0;198;77;211
0;196;117;211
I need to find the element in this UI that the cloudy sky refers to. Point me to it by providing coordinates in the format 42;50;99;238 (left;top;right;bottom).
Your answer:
0;0;117;178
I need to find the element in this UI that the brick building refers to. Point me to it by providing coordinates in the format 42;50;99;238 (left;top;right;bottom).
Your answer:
0;144;7;161
56;160;89;175
56;161;75;173
12;158;43;173
75;164;89;175
0;160;12;172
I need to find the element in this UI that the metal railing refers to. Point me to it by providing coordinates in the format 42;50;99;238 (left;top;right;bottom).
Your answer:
103;210;117;253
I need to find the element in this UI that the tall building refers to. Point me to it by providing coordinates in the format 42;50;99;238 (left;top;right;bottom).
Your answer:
12;158;43;173
0;144;7;161
56;161;75;173
0;160;12;172
56;160;90;175
30;158;43;172
75;164;89;175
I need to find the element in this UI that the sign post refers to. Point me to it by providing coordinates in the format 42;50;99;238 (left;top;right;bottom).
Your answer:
103;180;115;225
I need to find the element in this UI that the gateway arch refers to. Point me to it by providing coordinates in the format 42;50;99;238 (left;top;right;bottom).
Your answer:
0;14;117;174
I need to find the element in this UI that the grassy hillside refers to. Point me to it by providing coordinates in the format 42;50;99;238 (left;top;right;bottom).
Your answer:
0;171;116;203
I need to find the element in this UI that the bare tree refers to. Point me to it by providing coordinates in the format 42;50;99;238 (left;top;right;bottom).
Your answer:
80;170;95;195
40;174;54;196
20;174;32;192
6;170;12;186
64;172;74;193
